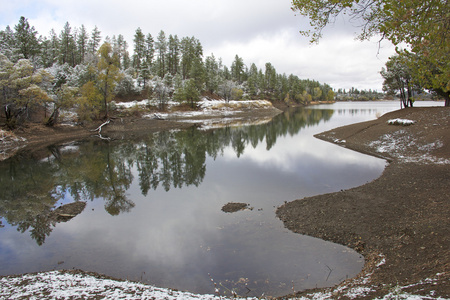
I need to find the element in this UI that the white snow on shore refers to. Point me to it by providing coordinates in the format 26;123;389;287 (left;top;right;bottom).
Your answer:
133;98;279;129
368;130;450;165
387;118;415;126
113;98;275;114
0;271;239;300
1;267;446;300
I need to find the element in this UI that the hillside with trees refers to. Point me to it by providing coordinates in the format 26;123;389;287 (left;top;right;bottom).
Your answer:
0;17;338;129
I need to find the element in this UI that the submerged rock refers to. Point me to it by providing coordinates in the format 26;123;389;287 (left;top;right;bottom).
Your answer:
221;202;249;213
49;201;87;222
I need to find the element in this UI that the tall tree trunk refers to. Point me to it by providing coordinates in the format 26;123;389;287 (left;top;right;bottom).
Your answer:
103;68;109;119
399;86;407;108
407;81;413;107
45;107;59;126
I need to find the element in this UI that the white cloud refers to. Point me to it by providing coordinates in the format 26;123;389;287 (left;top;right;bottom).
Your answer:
0;0;396;91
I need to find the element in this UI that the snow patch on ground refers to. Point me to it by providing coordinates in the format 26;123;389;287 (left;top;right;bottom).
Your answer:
0;271;246;300
368;130;450;165
0;240;445;299
1;268;445;300
199;99;274;111
388;118;415;126
294;254;445;300
112;99;151;109
114;98;274;114
137;99;279;129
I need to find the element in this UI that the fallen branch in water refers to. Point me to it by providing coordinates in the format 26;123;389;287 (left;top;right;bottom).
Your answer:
91;120;112;140
91;119;111;135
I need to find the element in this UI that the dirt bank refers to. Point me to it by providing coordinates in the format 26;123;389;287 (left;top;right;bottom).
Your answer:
277;107;449;299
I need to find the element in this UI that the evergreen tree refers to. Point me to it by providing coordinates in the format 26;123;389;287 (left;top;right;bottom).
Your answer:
132;27;145;71
144;33;155;70
167;34;180;76
180;36;202;80
0;26;15;60
246;63;259;98
59;22;76;66
111;34;129;70
204;54;220;94
89;26;102;54
77;25;89;64
139;59;151;87
155;30;167;78
264;63;277;94
230;54;245;84
189;56;205;92
14;16;40;61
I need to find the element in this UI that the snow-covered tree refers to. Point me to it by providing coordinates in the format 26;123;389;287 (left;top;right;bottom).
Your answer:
14;16;40;61
0;55;53;128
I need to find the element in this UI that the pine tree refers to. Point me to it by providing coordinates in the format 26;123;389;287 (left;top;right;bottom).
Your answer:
89;26;102;54
167;34;180;76
247;63;259;98
14;16;40;61
180;36;202;80
230;55;245;84
144;33;155;70
204;54;220;94
155;30;167;78
0;26;15;60
77;25;89;64
132;27;145;71
59;22;76;66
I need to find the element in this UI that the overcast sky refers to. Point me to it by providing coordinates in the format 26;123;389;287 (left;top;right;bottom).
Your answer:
0;0;397;91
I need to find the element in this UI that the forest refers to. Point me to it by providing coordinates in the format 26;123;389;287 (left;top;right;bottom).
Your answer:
0;17;350;129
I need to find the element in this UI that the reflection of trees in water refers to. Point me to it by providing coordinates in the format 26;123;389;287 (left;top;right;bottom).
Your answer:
0;107;333;244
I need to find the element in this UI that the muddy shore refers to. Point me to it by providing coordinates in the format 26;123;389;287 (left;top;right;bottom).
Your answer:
277;107;449;298
2;105;449;299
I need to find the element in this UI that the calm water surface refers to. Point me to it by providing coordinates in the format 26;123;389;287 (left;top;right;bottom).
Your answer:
0;101;440;297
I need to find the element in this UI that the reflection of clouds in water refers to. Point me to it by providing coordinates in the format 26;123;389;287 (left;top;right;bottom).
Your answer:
222;132;384;175
64;188;222;268
5;102;428;296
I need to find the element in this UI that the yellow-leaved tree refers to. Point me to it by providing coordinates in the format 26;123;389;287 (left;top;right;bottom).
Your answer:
96;42;122;119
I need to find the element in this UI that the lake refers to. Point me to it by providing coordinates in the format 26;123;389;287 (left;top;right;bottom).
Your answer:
0;101;440;297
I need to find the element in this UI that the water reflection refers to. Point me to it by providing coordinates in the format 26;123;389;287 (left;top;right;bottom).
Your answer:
1;108;335;239
1;104;386;297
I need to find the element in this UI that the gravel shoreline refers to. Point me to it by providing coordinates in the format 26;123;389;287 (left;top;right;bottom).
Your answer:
277;107;449;299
